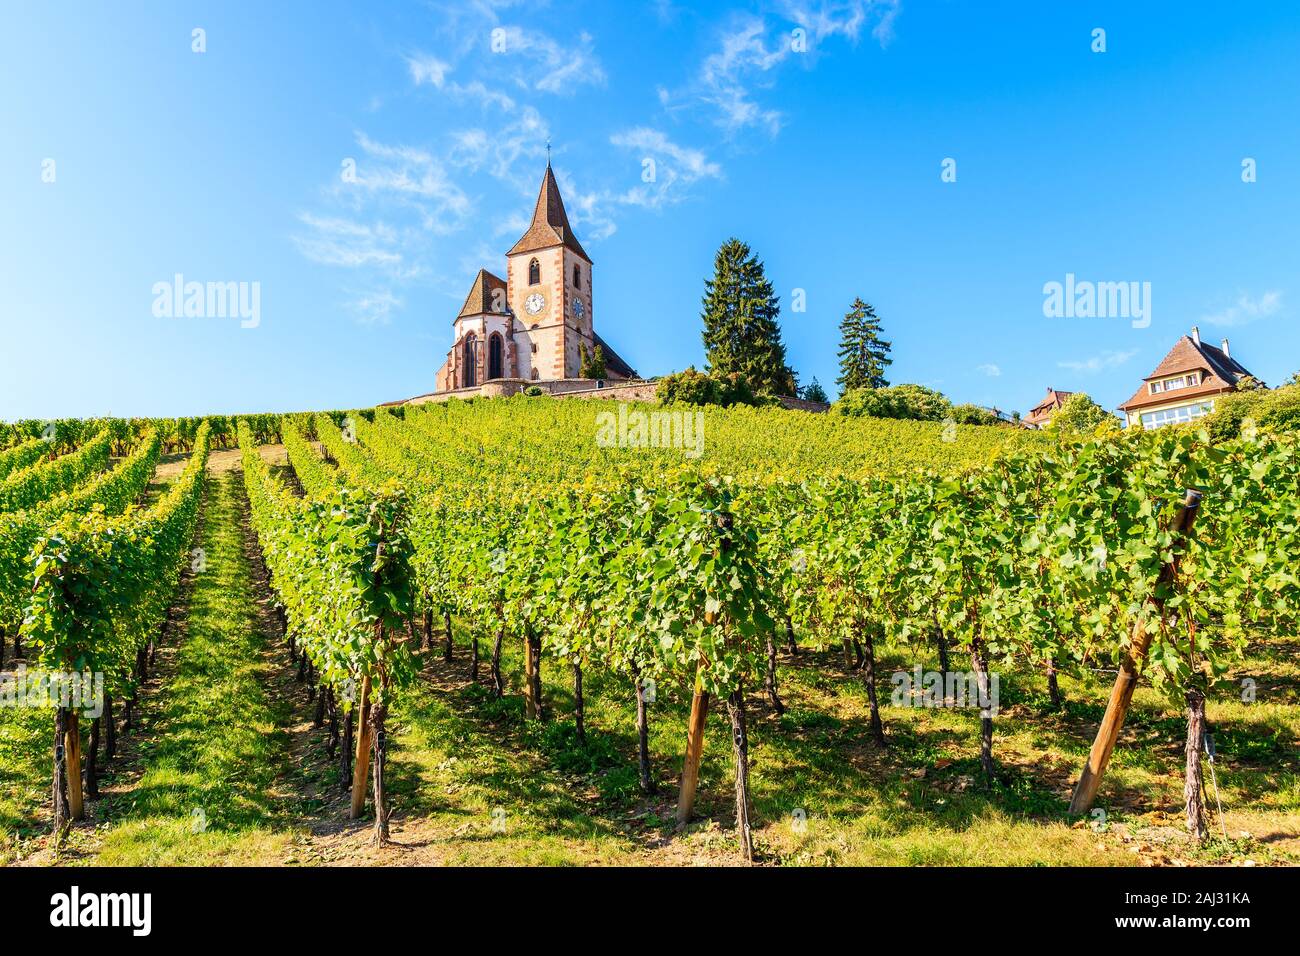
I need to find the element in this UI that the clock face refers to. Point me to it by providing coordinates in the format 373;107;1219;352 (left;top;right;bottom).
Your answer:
572;299;585;319
524;292;546;315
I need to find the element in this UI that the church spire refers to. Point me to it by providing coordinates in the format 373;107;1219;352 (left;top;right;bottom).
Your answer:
507;162;591;262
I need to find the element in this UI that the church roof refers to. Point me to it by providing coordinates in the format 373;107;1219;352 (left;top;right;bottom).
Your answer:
593;331;637;379
507;163;591;263
457;269;508;319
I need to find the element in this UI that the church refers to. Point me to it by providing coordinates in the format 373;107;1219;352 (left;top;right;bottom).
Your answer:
433;162;637;393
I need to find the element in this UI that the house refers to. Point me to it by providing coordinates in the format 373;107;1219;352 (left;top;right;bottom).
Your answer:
1117;326;1256;429
1022;388;1075;429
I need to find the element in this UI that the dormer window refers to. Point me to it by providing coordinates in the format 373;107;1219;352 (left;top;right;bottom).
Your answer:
1149;372;1200;395
528;258;540;285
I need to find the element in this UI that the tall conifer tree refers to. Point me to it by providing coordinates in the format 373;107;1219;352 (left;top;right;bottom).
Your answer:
700;239;797;396
836;298;892;390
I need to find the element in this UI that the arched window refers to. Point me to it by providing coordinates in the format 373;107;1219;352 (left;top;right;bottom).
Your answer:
462;333;477;388
488;333;504;380
531;368;540;380
528;258;540;285
573;263;581;287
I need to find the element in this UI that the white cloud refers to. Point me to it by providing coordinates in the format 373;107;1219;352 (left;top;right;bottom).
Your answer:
407;49;516;110
1200;290;1283;328
1057;349;1139;374
448;129;492;172
779;0;898;47
609;127;723;208
493;212;531;238
456;241;503;285
871;1;902;44
685;2;898;135
699;19;786;135
976;363;1001;377
449;80;517;112
406;55;451;88
552;169;617;242
349;289;403;326
351;132;473;232
493;26;606;94
486;106;551;189
293;214;407;273
294;130;481;295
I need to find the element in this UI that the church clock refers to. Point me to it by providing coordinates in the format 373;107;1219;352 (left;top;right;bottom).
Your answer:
572;298;585;320
524;292;546;315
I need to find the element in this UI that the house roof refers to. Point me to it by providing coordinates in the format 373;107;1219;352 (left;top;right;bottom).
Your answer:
457;269;508;319
593;331;637;379
1118;334;1256;411
507;163;591;262
1023;388;1073;426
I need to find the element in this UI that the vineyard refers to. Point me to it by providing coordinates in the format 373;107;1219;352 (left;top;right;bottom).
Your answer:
0;398;1297;866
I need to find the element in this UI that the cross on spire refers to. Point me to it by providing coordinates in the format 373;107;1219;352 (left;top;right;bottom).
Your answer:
546;138;551;166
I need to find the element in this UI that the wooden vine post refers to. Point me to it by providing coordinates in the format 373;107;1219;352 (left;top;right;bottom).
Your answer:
65;709;84;821
52;708;70;845
523;625;542;719
676;663;710;825
1069;489;1202;815
349;673;372;819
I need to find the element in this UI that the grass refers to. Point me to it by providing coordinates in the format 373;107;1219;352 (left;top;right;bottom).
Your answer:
0;696;51;863
2;459;1296;866
84;469;306;865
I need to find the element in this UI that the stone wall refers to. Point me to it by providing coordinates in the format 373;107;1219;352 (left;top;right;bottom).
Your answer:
398;377;653;406
550;381;661;403
395;379;828;412
776;395;831;413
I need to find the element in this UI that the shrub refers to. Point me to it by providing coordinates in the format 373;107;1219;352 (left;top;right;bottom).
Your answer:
1205;384;1300;441
657;367;758;407
1047;393;1116;434
523;385;545;397
950;403;1000;426
833;384;952;422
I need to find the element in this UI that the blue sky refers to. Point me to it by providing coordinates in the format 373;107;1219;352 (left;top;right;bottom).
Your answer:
2;1;1298;419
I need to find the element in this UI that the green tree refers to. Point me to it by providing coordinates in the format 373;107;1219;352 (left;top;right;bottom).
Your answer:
700;239;797;397
580;342;607;379
836;298;892;391
802;377;829;404
1047;392;1115;433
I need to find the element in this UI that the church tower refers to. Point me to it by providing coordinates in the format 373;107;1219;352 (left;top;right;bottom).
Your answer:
433;161;635;394
505;161;593;380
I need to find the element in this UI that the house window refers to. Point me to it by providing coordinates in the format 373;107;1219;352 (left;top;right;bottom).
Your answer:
1139;401;1214;430
528;258;540;285
573;264;581;287
531;343;537;353
1150;373;1200;395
